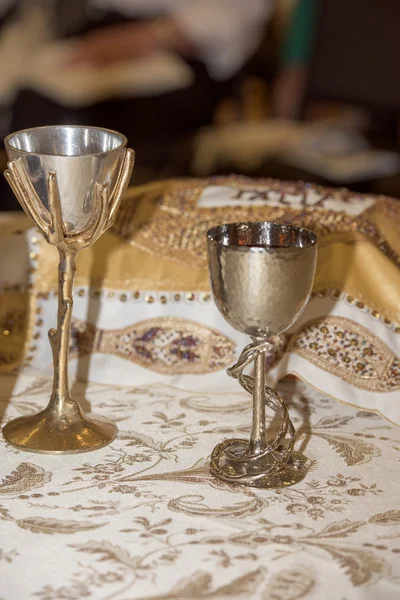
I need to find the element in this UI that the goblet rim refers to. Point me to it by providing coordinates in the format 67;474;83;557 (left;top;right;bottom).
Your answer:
207;221;318;251
5;124;127;158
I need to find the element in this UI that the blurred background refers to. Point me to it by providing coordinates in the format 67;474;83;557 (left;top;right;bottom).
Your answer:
1;0;400;210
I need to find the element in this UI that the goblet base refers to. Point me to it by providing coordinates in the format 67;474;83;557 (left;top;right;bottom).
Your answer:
210;439;308;489
2;402;117;454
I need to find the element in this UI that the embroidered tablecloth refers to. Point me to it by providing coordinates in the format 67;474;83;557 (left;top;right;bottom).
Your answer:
1;373;400;600
1;177;400;598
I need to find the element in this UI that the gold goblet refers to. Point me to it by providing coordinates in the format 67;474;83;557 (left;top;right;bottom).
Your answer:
207;222;317;488
3;125;135;453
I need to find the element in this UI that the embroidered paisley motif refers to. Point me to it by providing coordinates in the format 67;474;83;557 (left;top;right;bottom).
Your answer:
289;316;400;391
70;317;235;375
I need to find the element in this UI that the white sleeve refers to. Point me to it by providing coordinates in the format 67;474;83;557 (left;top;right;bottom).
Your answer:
173;0;272;79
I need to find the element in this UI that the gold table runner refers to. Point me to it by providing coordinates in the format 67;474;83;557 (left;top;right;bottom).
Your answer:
1;177;399;423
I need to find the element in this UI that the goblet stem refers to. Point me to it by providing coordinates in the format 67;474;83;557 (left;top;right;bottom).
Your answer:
249;352;266;455
48;248;76;413
210;338;309;487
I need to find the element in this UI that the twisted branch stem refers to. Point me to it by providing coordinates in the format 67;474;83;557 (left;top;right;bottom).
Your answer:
250;351;266;455
226;339;296;470
49;249;76;413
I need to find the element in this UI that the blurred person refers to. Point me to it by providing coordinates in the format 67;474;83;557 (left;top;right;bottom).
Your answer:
272;0;318;119
0;0;272;210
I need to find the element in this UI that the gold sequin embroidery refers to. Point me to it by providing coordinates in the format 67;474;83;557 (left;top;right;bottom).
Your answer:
113;177;400;269
288;316;400;392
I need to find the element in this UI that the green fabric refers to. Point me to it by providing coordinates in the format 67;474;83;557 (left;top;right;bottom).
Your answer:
281;0;318;65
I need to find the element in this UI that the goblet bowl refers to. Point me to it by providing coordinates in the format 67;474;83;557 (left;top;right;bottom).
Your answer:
207;222;317;338
5;125;127;234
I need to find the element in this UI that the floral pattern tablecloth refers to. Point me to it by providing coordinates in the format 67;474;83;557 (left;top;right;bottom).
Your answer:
1;373;400;600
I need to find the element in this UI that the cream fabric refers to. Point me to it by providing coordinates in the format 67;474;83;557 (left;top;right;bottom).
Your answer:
1;374;400;599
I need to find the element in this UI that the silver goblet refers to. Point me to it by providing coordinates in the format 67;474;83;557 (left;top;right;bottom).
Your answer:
207;222;317;488
3;125;135;453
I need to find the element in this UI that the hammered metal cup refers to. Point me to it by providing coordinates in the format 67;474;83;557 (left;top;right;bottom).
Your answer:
3;125;135;453
207;222;318;488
